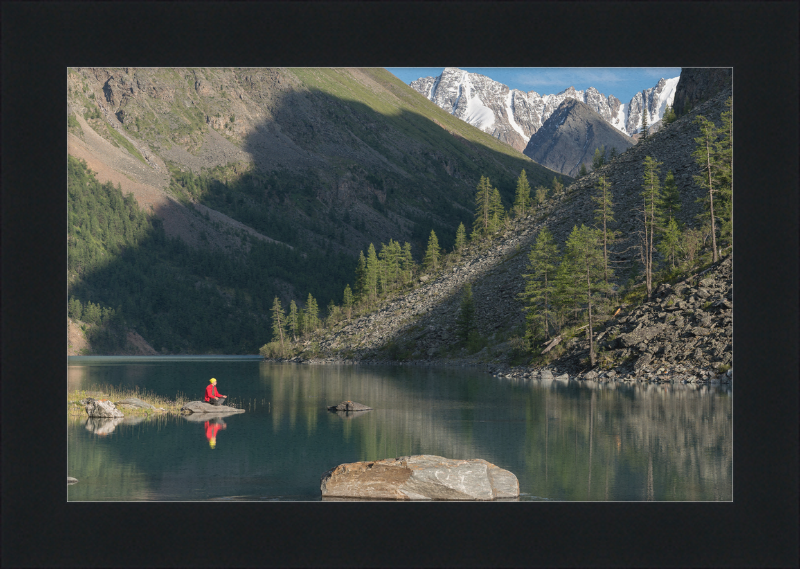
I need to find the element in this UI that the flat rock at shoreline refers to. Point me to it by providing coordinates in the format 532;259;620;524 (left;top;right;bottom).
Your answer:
181;401;245;414
320;455;519;501
115;397;156;410
327;400;372;412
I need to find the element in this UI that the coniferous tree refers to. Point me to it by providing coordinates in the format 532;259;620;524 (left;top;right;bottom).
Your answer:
658;217;682;269
287;299;299;341
609;147;618;161
365;244;379;303
534;185;548;207
578;163;588;178
661;170;681;222
552;176;564;196
716;97;733;244
693;116;720;262
489;188;505;234
271;297;287;353
354;251;367;301
592;174;618;290
520;227;560;341
68;297;83;321
662;105;677;125
641;155;664;298
423;230;440;273
305;293;319;332
564;225;610;367
456;283;476;341
454;222;467;255
342;284;354;320
400;242;415;285
591;145;606;170
473;175;493;238
641;105;649;139
513;169;531;218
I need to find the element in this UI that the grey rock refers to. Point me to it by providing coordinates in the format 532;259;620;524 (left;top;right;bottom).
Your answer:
554;373;570;381
320;455;519;500
181;401;245;414
86;399;124;418
620;325;664;348
67;477;78;485
634;353;653;372
115;397;156;410
584;370;599;380
539;369;554;380
328;400;373;412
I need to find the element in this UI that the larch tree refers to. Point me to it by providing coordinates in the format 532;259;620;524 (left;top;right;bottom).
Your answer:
535;185;548;207
520;226;560;341
591;145;606;170
342;284;354;320
513;169;531;218
658;217;682;269
365;243;379;303
552;176;564;196
423;229;440;273
578;163;588;178
716;97;733;244
454;222;467;255
693;116;720;262
287;299;299;341
401;242;415;285
271;296;287;353
641;155;664;298
641;105;649;139
473;176;493;238
661;170;681;222
489;187;505;233
592;174;618;291
354;250;367;302
564;225;610;367
456;283;476;341
304;293;319;332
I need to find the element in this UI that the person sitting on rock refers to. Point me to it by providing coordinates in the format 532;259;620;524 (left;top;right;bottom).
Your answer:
205;378;227;406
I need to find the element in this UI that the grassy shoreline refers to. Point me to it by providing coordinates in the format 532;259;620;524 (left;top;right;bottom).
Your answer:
68;386;189;418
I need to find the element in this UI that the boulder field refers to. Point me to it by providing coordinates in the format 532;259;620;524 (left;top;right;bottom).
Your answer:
320;455;519;501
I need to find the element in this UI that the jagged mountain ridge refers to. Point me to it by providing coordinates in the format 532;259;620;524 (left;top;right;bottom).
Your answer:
523;99;636;178
409;68;679;151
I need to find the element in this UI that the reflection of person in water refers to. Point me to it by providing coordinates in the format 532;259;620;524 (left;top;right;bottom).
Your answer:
204;418;226;449
205;378;227;405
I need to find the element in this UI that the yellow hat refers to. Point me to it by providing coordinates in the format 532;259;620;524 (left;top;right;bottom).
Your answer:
209;437;216;449
210;378;217;383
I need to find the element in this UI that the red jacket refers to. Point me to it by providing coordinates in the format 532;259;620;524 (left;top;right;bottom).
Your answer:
205;421;224;440
205;383;224;401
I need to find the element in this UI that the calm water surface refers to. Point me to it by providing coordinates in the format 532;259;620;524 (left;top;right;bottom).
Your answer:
67;357;732;501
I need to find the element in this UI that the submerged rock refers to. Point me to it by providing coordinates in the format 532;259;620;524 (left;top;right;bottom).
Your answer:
320;455;519;501
86;399;124;418
181;401;245;414
327;401;372;412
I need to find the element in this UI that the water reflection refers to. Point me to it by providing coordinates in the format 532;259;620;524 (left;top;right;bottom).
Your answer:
204;418;227;449
85;417;124;436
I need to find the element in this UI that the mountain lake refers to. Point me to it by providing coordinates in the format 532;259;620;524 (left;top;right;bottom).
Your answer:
67;356;732;501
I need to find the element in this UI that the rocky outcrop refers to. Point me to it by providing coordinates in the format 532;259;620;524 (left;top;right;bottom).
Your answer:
320;455;519;500
523;99;635;177
181;401;245;414
327;401;372;412
672;68;732;118
85;399;124;418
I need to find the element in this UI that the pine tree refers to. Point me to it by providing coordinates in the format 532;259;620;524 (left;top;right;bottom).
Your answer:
513;169;531;218
661;170;681;222
693;116;720;262
354;250;367;301
454;222;467;255
287;299;299;341
456;283;476;341
400;242;415;285
641;155;664;298
564;225;610;367
578;163;588;178
473;176;493;238
641;105;649;139
489;188;505;234
423;230;440;273
305;293;319;332
591;145;606;170
271;297;287;353
552;176;564;196
592;174;618;290
658;217;682;269
520;227;560;341
365;244;379;303
342;284;354;320
662;105;677;125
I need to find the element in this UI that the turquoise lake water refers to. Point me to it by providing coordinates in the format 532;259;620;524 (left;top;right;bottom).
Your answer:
67;357;732;501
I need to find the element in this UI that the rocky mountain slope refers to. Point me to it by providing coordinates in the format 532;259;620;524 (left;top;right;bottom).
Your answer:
295;86;733;380
522;99;636;177
672;68;732;118
409;68;679;151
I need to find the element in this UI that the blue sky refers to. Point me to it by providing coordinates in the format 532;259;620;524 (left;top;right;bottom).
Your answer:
386;67;682;104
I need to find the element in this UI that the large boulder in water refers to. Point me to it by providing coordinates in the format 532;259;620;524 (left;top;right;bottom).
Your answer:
181;401;245;414
320;455;519;501
327;400;372;412
86;399;124;418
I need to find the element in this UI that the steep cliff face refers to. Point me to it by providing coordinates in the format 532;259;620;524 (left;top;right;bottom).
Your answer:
672;68;732;118
522;100;636;177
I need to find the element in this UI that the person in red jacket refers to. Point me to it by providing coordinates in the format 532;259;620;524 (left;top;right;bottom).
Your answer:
205;378;227;406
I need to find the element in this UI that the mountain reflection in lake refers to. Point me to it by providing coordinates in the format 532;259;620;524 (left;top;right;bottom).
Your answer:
68;358;731;501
